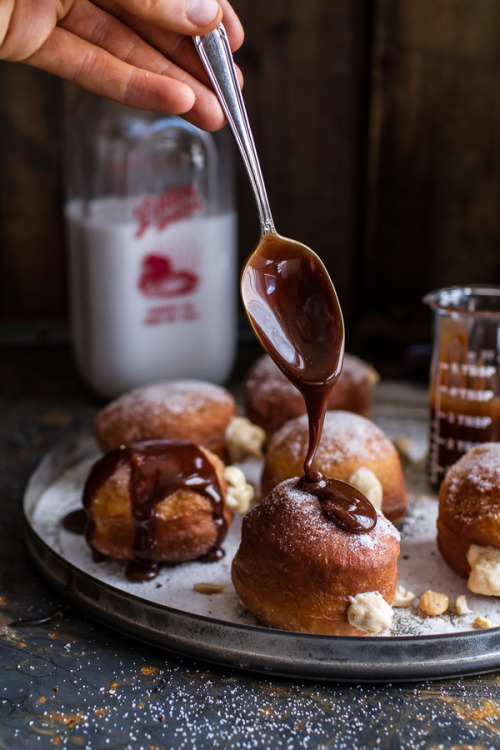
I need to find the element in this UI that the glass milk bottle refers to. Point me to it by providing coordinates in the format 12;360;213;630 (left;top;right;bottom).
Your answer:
64;94;237;399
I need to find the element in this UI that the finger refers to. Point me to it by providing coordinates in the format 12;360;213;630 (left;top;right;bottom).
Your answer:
0;0;59;61
59;0;243;127
96;0;244;47
27;26;196;114
59;0;186;77
95;0;244;57
213;0;245;51
93;0;244;93
110;0;224;36
29;25;228;130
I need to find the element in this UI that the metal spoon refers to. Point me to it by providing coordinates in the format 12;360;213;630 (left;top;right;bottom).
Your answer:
195;26;345;472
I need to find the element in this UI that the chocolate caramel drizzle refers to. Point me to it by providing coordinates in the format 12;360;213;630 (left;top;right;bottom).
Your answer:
242;232;376;533
62;508;86;535
79;439;228;581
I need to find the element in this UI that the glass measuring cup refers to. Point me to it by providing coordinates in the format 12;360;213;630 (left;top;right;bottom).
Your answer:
424;285;500;488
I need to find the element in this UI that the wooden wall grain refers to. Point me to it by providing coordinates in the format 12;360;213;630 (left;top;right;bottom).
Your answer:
0;65;66;322
359;0;500;373
1;0;499;377
231;0;370;319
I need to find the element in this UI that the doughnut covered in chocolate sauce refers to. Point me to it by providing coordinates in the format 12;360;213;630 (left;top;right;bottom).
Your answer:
82;439;232;581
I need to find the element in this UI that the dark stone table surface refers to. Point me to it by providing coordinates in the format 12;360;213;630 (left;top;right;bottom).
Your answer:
1;343;499;748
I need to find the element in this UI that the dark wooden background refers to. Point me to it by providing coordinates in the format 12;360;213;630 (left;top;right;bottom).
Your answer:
1;0;499;379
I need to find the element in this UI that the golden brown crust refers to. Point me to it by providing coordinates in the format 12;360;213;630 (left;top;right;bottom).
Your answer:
261;411;408;524
437;443;500;576
231;478;400;635
244;353;377;437
86;444;232;564
93;379;237;457
436;519;472;577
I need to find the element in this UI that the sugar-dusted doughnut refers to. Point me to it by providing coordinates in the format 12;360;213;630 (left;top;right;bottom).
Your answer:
437;443;500;579
231;477;400;635
244;353;378;437
261;410;408;524
93;379;237;457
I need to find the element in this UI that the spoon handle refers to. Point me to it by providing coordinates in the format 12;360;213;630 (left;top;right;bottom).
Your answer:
195;25;275;234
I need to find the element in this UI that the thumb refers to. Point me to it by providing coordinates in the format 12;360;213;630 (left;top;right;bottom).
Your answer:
112;0;223;36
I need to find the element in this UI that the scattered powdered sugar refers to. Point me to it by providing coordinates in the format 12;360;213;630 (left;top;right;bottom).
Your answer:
392;491;500;636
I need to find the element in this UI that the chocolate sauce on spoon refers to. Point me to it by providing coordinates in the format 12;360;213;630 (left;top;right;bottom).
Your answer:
242;233;377;534
241;232;344;477
195;25;376;533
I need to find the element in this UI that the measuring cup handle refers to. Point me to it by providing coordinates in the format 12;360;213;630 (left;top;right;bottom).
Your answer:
194;25;275;233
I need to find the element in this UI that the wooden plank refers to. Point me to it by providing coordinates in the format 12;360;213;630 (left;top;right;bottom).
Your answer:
232;0;370;318
362;0;500;353
0;63;66;321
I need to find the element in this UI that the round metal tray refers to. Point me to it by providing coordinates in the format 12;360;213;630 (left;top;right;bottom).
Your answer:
23;429;500;683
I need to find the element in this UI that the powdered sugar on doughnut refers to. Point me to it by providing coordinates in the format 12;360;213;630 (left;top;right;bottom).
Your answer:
342;354;378;385
93;379;237;454
271;411;395;464
259;477;400;553
445;443;500;500
110;380;234;420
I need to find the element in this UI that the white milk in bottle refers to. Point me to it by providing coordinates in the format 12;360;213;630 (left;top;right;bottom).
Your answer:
64;95;237;398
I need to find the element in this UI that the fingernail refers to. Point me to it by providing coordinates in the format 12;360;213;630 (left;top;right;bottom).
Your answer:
187;0;219;27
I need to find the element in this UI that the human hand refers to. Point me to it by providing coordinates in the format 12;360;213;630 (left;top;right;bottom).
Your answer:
0;0;244;131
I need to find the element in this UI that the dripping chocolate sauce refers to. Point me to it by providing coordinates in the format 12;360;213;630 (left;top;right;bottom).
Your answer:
62;508;86;535
242;231;377;533
64;439;228;582
62;510;108;562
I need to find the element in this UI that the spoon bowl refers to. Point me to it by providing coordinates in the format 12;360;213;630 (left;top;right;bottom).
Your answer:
241;231;344;389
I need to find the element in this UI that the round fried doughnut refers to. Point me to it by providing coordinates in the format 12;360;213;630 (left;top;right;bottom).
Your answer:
261;410;408;524
83;439;232;580
437;443;500;577
231;477;400;635
244;353;378;437
93;379;237;457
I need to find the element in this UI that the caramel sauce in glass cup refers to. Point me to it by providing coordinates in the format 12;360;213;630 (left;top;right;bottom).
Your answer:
424;285;500;489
